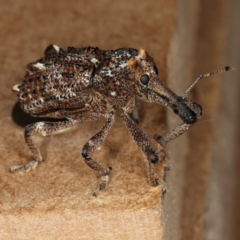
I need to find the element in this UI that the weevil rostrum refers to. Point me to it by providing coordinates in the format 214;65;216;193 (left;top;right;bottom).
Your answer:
11;45;232;196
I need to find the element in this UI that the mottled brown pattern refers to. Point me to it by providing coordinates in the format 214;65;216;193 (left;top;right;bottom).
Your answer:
11;45;203;195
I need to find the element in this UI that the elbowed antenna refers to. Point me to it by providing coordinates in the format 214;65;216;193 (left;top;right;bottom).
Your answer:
182;66;235;99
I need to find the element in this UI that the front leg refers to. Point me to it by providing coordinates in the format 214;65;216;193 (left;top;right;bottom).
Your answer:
120;112;166;190
81;111;115;196
154;122;191;146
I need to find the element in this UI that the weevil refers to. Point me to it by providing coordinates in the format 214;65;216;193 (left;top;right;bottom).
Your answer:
11;45;232;196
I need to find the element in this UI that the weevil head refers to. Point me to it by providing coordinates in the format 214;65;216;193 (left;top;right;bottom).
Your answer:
128;48;202;124
128;48;173;105
128;48;159;100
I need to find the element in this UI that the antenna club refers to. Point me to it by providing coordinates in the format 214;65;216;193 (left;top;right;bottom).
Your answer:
225;66;236;71
225;66;230;71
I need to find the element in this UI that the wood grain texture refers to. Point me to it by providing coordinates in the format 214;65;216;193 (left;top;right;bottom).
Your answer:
0;0;177;239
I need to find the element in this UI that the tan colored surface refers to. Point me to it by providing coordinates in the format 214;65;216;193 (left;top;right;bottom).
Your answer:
1;1;239;239
1;210;163;239
163;0;240;239
0;0;177;239
179;0;231;239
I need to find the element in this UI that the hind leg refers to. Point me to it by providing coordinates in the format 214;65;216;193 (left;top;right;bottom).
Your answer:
10;119;78;172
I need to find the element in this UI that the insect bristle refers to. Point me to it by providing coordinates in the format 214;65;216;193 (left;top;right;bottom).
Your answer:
44;44;60;56
127;58;139;69
32;62;46;71
12;84;21;92
138;48;147;59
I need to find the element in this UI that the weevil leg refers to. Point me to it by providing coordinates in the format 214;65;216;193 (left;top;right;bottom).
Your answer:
130;100;139;124
154;98;202;146
154;122;191;146
81;111;115;197
120;112;166;191
10;119;79;173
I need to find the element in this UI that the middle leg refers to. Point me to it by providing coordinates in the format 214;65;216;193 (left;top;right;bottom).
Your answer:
81;111;115;196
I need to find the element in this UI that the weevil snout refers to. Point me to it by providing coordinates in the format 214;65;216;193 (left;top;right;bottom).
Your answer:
138;75;202;124
171;97;202;124
179;98;202;123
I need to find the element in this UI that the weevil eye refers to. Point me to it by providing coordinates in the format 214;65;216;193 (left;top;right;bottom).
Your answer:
153;66;158;75
140;74;149;85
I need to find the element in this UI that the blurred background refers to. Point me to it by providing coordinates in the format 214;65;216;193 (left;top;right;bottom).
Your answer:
0;0;239;239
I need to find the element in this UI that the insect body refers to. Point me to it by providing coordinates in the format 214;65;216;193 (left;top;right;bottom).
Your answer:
11;45;231;196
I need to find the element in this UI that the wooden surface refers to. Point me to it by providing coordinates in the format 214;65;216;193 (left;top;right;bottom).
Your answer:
166;0;240;239
1;0;239;239
0;1;177;239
